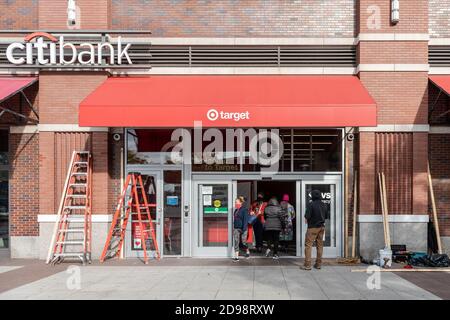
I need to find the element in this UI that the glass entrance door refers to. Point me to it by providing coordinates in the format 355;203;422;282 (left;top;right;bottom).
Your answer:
193;181;233;257
300;179;341;257
125;171;162;259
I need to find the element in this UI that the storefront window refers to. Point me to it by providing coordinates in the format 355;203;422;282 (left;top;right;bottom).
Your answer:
127;128;342;172
305;184;336;247
163;171;182;255
199;184;229;247
0;130;7;166
0;130;9;248
127;129;183;165
131;174;157;251
292;130;342;172
0;171;8;248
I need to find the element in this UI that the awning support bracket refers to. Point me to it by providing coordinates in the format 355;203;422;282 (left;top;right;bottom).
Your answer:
429;87;443;123
0;87;39;124
0;104;39;124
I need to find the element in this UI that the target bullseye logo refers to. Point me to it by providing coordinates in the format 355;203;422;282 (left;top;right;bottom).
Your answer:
206;108;251;122
206;109;219;121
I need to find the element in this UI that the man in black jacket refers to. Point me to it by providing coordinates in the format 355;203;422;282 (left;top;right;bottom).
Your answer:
302;190;329;270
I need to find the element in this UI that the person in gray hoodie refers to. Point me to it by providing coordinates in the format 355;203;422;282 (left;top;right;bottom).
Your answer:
263;197;284;259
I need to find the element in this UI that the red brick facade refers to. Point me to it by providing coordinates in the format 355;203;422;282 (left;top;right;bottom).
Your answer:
1;0;450;256
429;135;450;236
9;133;39;237
356;0;430;220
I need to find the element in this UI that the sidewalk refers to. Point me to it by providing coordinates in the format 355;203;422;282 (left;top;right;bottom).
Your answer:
0;257;443;300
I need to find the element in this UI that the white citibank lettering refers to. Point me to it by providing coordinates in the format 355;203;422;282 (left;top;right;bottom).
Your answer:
6;32;132;66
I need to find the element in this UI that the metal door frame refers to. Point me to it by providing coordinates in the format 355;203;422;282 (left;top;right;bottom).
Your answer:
300;176;342;258
192;179;233;257
124;169;163;259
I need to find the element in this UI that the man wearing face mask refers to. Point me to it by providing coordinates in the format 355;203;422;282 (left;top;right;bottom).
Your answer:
250;192;267;253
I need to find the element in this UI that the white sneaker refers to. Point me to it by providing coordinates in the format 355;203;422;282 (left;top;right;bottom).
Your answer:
265;249;271;257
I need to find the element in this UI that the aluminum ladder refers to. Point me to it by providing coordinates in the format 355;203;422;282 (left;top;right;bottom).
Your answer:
46;151;92;265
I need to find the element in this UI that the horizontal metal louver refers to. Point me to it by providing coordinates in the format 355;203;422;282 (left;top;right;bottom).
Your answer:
429;46;450;67
0;42;356;68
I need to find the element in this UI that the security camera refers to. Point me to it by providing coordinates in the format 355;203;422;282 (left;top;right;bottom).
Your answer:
346;133;355;141
113;133;121;142
67;0;77;26
391;0;400;24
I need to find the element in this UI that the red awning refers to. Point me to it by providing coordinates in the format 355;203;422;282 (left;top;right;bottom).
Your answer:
0;77;37;103
430;76;450;96
79;76;377;127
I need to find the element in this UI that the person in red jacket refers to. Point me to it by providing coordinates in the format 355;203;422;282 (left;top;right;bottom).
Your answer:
250;192;267;253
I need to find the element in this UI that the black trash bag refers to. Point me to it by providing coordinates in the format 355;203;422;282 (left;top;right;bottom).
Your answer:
428;221;439;254
427;254;450;267
409;253;450;267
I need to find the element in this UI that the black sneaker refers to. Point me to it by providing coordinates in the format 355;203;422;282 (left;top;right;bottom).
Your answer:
233;257;240;262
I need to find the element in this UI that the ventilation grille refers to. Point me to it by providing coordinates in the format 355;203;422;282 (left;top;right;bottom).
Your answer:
131;45;356;67
429;46;450;67
0;39;356;68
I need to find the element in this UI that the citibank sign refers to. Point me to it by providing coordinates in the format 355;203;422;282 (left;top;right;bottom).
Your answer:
6;32;132;66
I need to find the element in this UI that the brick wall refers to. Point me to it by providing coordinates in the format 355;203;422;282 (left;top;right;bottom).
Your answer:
359;72;428;125
91;132;109;214
111;0;356;37
9;133;39;237
53;132;92;211
0;0;38;30
429;0;450;38
358;132;375;214
108;132;123;213
39;131;110;215
358;0;428;34
356;0;429;218
38;0;110;30
39;73;108;124
429;135;450;236
359;42;428;65
374;132;413;215
38;73;110;216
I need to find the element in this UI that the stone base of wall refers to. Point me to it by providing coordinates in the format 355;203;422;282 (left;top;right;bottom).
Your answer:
441;237;450;256
358;215;429;261
10;236;40;259
38;215;111;261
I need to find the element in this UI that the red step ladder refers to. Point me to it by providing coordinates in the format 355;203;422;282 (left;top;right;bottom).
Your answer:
46;151;92;265
100;172;160;264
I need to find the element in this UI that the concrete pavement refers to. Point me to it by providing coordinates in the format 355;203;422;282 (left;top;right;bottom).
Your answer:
0;262;441;300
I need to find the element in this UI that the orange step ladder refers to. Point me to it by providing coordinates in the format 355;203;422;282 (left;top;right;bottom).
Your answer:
100;172;160;264
46;151;92;265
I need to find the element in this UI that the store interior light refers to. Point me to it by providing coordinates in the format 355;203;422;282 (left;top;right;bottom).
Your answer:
67;0;77;26
391;0;400;24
